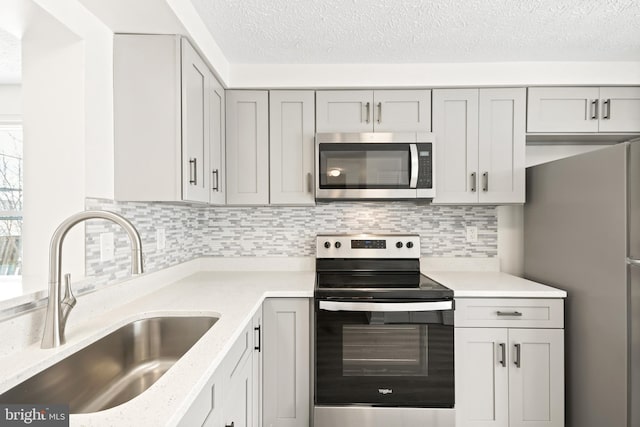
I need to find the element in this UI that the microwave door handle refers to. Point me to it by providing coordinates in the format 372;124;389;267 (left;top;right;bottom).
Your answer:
409;144;419;188
319;300;452;312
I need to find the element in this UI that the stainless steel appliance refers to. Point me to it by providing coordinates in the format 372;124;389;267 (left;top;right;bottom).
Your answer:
314;234;454;427
315;132;435;200
524;139;640;427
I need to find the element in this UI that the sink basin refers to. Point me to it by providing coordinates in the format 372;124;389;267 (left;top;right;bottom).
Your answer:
0;315;218;413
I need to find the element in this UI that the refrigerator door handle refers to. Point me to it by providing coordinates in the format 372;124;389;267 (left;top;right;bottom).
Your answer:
627;258;640;267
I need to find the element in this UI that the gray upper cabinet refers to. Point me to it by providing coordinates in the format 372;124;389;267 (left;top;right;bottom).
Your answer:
316;90;431;132
181;38;211;203
209;77;226;205
269;91;316;205
527;86;640;133
598;87;640;133
113;34;223;204
433;88;526;205
226;90;270;205
373;90;432;132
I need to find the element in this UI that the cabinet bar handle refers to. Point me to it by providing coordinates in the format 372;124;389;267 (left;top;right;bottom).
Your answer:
514;343;521;368
377;102;382;124
470;172;477;192
496;310;523;316
254;325;261;352
499;343;506;367
307;172;313;194
590;99;598;120
482;172;488;192
189;158;197;185
365;102;371;123
225;423;235;427
603;99;611;120
212;169;219;191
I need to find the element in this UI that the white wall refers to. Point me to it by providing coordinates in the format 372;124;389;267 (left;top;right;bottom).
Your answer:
0;85;21;120
21;6;86;293
497;205;524;276
229;62;640;88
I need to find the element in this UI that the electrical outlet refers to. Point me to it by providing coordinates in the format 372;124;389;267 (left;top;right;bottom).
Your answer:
100;232;115;262
466;226;478;243
156;228;166;250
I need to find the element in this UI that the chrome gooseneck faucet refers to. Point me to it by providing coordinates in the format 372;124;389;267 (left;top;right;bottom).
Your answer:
41;210;144;349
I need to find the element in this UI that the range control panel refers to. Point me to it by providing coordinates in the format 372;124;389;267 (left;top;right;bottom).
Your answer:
317;234;420;259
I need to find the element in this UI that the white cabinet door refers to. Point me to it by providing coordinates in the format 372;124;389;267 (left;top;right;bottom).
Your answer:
373;90;431;132
527;87;600;133
478;88;526;204
209;77;226;205
263;298;310;427
316;90;374;132
455;328;509;427
224;353;253;427
201;370;224;427
598;87;640;132
222;321;255;427
269;91;316;205
226;90;269;205
181;38;211;203
432;89;480;204
508;329;564;427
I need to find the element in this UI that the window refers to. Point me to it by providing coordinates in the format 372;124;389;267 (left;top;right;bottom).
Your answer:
0;124;22;275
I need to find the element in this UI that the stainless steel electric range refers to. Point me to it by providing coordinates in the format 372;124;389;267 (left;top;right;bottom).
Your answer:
313;234;455;427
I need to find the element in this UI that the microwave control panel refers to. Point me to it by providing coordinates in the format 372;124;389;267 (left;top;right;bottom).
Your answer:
416;143;433;189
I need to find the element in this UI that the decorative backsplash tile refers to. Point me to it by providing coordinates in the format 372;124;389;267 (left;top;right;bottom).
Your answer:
85;198;497;287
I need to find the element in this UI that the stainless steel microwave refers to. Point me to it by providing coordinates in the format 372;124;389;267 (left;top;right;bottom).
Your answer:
315;132;435;200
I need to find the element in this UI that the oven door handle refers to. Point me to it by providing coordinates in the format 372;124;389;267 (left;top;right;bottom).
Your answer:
409;144;419;189
319;300;453;312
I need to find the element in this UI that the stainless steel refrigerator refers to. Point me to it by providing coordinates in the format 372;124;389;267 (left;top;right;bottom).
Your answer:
524;139;640;427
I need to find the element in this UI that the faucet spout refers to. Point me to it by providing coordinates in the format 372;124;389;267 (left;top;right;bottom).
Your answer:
41;210;144;349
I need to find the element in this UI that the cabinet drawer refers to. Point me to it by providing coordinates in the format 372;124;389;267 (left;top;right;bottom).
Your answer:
455;298;563;328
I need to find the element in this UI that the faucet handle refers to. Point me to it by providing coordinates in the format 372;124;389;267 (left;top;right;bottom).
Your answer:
62;273;76;309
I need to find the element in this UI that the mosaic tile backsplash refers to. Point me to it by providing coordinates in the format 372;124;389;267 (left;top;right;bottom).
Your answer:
85;198;497;287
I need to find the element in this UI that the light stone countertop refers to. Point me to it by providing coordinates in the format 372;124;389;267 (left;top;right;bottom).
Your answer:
424;271;567;298
0;257;565;426
0;266;315;427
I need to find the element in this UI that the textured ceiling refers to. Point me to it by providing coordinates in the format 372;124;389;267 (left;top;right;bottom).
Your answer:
0;28;20;83
190;0;640;64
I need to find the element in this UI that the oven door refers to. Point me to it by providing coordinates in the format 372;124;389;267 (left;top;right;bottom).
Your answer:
315;299;454;408
316;142;419;199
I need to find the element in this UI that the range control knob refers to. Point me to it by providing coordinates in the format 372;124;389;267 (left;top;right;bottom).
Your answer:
335;242;342;249
396;241;403;248
324;241;331;249
406;241;414;249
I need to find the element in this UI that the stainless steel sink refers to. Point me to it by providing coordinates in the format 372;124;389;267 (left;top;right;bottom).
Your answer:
0;316;218;413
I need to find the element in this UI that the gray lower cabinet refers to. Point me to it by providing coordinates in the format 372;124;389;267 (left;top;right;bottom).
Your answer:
454;298;565;427
178;299;308;427
262;298;310;427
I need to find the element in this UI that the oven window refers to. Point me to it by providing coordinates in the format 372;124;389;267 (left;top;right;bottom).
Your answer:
319;144;410;188
342;324;428;377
